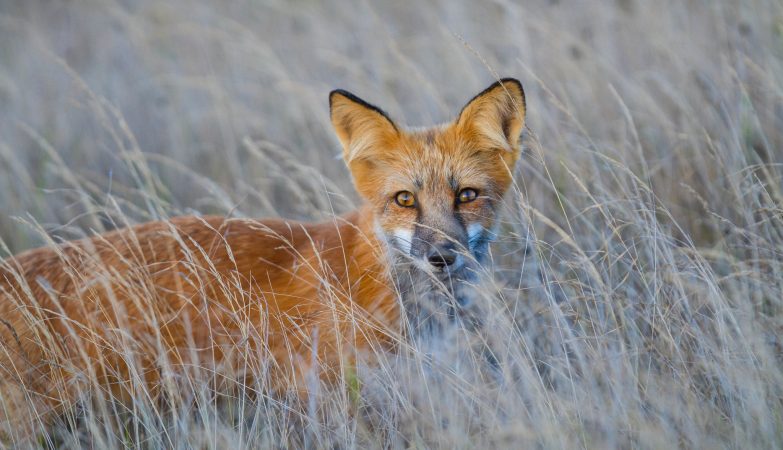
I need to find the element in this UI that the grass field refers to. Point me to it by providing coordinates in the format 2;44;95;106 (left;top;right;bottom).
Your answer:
0;0;782;448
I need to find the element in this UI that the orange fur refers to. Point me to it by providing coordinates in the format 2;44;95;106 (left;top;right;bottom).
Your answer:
0;78;525;431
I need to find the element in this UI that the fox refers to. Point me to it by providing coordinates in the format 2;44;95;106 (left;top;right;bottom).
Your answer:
0;78;525;437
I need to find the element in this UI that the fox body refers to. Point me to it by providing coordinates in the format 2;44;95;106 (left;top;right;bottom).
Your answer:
0;79;525;430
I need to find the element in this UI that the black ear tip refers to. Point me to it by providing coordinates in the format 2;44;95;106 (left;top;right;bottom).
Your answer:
497;78;525;110
474;77;525;100
327;89;398;130
458;77;526;120
497;78;524;99
329;89;351;108
498;77;521;85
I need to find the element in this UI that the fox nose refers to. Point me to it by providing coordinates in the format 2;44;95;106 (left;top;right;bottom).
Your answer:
427;244;458;269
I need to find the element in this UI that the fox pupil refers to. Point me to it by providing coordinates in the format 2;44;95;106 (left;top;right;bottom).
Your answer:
395;191;415;207
458;188;478;203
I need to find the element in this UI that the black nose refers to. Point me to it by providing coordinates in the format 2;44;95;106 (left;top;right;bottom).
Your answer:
427;246;457;269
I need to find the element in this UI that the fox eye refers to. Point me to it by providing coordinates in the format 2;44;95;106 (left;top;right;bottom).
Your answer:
395;191;416;207
457;188;478;204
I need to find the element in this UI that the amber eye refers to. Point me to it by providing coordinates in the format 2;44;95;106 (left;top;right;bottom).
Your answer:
457;188;478;204
395;191;416;207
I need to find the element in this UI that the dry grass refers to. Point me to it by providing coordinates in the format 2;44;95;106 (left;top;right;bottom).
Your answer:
0;0;782;448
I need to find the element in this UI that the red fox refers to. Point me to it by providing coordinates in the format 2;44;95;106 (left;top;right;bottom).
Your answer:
0;78;525;433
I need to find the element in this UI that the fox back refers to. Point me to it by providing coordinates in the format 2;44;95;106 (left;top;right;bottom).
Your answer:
0;78;525;436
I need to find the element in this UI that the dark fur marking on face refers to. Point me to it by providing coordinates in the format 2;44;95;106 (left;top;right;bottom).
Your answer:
467;149;484;160
424;129;436;145
454;209;466;231
449;172;458;191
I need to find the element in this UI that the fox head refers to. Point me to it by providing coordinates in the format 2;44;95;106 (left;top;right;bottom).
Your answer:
330;79;525;274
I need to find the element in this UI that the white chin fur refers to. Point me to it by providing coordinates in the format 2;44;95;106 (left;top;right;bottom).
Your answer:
467;223;484;242
392;228;413;255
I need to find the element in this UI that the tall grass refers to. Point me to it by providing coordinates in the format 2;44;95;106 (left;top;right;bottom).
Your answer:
0;0;781;448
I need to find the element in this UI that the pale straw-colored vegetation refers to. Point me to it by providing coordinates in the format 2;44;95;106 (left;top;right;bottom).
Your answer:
0;1;781;448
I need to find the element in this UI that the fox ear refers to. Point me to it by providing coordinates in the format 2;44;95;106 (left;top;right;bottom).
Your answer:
456;78;526;153
330;90;398;162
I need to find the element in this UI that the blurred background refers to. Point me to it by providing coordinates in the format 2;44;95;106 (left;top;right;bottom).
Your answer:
0;0;779;253
1;1;782;447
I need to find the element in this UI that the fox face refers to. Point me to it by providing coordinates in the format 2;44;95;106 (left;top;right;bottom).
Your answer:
330;79;525;276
